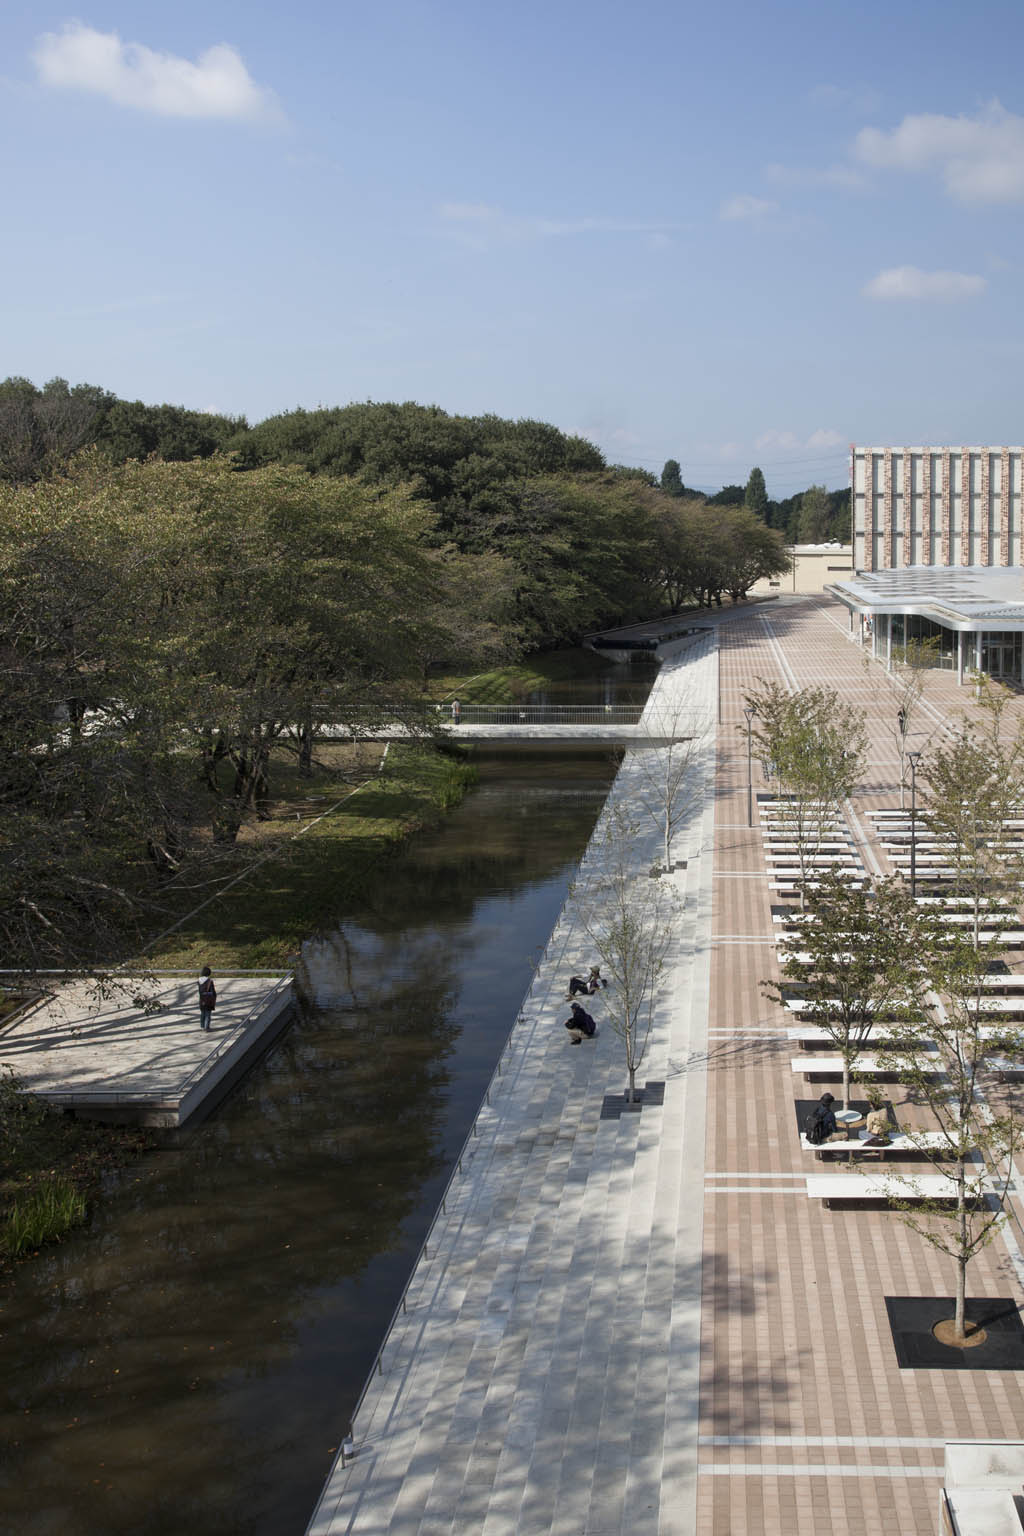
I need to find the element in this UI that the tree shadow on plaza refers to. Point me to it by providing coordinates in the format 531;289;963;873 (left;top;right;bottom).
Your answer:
698;1248;798;1439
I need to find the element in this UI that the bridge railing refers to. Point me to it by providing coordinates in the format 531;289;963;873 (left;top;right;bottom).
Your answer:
444;703;646;725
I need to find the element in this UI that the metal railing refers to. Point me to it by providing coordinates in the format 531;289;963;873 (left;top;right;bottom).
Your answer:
445;703;645;725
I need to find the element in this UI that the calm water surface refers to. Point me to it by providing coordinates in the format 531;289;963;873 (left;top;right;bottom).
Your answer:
0;717;641;1534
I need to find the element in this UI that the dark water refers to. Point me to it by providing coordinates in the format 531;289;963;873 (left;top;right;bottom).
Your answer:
0;747;623;1536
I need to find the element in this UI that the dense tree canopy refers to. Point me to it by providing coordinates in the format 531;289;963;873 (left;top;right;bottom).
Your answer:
0;455;510;968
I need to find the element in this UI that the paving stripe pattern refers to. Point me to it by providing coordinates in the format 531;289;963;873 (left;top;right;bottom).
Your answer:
309;599;1024;1535
699;597;1024;1536
308;636;719;1536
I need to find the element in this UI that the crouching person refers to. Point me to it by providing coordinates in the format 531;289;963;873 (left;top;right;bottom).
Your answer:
564;1002;597;1044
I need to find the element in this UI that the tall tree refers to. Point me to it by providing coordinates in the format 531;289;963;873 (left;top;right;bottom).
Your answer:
744;466;768;518
0;453;499;968
660;459;685;497
797;484;833;542
716;507;790;601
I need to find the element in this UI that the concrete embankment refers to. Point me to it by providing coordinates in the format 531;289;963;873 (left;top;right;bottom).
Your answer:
307;632;718;1536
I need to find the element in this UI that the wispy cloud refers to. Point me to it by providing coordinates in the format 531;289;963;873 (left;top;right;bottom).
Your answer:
436;202;678;248
809;82;881;115
863;265;986;301
33;23;281;122
765;161;867;191
719;194;778;221
755;428;845;455
854;100;1024;203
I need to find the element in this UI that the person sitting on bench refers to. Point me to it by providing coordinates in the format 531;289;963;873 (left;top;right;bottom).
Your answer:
806;1092;848;1145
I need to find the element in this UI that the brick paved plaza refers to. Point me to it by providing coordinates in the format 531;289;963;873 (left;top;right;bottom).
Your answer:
310;597;1024;1535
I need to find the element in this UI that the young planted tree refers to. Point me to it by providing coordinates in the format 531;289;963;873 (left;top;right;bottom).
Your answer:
570;806;678;1103
762;873;925;1108
744;681;867;907
630;706;712;874
920;684;1024;945
874;929;1024;1347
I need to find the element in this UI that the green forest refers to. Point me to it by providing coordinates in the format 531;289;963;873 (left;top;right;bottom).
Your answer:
0;375;840;972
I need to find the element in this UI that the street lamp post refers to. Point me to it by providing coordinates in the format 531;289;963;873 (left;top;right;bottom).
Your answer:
744;706;757;828
897;707;908;809
908;750;922;900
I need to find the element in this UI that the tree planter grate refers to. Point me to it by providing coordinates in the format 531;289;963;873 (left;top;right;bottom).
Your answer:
885;1296;1024;1369
601;1082;665;1120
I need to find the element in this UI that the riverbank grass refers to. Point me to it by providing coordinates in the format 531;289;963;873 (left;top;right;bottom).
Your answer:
141;742;478;972
0;1068;150;1266
430;646;623;703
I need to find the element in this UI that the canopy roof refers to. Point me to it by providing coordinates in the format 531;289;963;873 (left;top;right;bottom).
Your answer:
827;566;1024;632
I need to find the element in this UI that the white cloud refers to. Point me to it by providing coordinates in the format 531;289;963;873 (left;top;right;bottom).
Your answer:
863;265;987;301
765;161;866;191
854;100;1024;202
755;429;845;455
719;194;778;221
437;202;677;248
33;22;280;121
809;82;882;114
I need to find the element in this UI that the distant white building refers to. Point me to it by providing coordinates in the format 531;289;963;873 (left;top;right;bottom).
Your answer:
750;543;854;596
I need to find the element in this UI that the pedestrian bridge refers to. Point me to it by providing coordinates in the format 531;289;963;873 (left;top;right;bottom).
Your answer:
321;704;710;746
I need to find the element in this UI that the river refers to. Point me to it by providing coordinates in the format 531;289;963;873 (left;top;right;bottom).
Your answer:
0;665;652;1536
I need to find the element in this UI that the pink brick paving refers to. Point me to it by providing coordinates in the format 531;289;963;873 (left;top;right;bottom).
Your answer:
699;596;1024;1534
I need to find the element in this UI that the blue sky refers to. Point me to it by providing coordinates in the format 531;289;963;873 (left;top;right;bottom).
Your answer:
3;1;1024;495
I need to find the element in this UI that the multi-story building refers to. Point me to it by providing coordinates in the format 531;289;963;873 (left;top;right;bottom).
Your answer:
830;446;1024;683
851;445;1024;571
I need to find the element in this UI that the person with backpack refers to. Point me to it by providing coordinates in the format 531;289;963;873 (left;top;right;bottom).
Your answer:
563;1002;597;1044
198;966;217;1031
804;1092;844;1145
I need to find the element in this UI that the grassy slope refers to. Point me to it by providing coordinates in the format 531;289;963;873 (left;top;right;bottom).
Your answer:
142;743;476;971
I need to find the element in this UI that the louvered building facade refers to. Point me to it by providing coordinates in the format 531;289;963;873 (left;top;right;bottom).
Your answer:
851;445;1024;571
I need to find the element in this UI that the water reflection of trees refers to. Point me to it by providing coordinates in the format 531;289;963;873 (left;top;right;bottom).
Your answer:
0;751;619;1536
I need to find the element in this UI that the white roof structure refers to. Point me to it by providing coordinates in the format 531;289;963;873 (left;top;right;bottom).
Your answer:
827;565;1024;633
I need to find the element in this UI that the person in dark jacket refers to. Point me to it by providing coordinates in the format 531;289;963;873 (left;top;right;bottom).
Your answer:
564;1002;596;1043
198;966;217;1031
807;1092;846;1145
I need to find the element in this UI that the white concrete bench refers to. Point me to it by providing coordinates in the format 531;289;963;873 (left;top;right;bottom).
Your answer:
806;1172;993;1205
985;1054;1024;1080
783;998;916;1015
788;1025;929;1049
768;881;865;894
800;1129;961;1158
791;1052;940;1080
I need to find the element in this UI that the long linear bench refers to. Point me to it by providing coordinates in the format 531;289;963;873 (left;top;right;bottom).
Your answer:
791;1052;941;1081
769;881;866;895
806;1172;993;1206
788;1026;930;1050
800;1129;965;1159
783;999;917;1017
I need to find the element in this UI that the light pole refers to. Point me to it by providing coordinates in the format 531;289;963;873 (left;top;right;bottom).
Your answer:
744;706;757;827
897;707;908;808
908;750;922;900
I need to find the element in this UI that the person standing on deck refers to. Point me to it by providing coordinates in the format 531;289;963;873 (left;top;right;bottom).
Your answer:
198;967;217;1031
